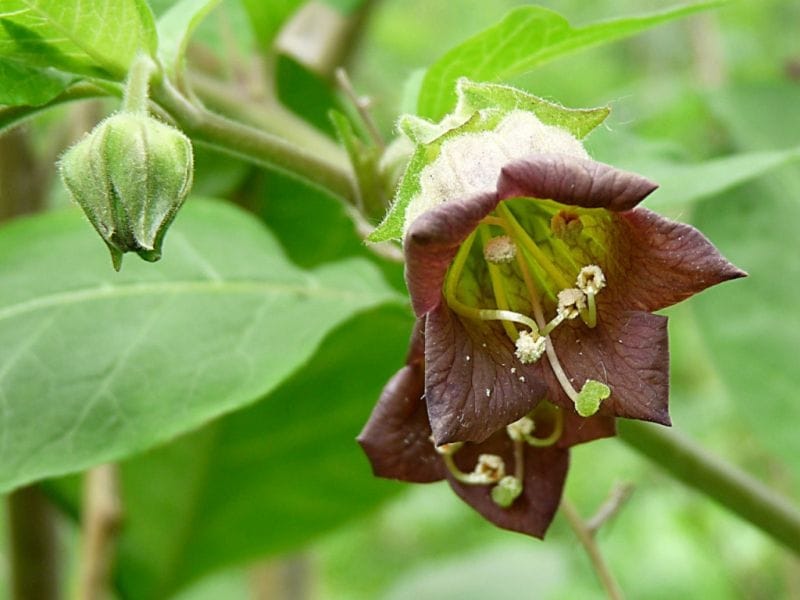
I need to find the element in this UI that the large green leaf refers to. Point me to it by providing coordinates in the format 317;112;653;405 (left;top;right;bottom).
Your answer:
0;0;157;80
417;2;723;121
108;305;413;598
0;59;72;105
0;199;403;492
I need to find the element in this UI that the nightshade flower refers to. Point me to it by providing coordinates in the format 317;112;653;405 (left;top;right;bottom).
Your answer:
359;80;745;536
358;320;616;537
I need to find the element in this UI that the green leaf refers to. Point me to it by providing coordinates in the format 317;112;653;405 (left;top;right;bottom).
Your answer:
52;305;414;598
0;199;402;492
0;0;158;80
0;60;72;105
0;82;107;134
417;2;724;121
156;0;220;85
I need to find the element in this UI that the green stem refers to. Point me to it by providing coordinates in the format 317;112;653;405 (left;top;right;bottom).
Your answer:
561;499;624;600
152;79;355;203
189;72;347;167
122;55;156;114
618;420;800;554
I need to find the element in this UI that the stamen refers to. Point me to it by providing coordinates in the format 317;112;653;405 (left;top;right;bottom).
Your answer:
576;265;605;328
524;405;564;447
576;265;606;294
544;338;580;404
478;309;538;333
507;407;564;447
480;226;520;341
437;441;507;486
506;416;535;441
497;203;572;290
514;330;545;364
434;441;464;456
557;288;587;319
483;235;517;264
473;454;506;483
540;312;565;337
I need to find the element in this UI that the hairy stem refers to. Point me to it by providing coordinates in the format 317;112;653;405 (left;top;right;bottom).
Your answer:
561;499;624;600
618;420;800;554
152;79;355;203
122;55;156;114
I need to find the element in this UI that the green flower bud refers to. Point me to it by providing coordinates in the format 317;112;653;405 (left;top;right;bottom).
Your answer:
59;112;193;270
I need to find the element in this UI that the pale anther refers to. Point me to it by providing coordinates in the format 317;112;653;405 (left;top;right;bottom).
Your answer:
577;265;606;295
472;454;506;483
515;330;545;364
483;235;517;264
557;288;587;319
506;416;535;441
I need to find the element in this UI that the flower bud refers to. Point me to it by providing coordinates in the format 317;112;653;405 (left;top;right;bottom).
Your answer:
59;112;193;270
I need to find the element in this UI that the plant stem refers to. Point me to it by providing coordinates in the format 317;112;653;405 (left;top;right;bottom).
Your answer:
78;464;123;600
189;72;347;167
618;420;800;554
561;499;624;600
6;485;61;600
123;55;156;114
153;79;355;203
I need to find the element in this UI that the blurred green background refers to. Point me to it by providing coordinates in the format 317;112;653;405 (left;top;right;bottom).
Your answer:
2;0;800;598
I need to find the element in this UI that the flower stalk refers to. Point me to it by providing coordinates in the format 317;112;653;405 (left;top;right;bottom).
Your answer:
618;420;800;554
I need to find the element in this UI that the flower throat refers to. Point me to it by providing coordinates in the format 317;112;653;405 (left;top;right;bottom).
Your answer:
444;198;613;419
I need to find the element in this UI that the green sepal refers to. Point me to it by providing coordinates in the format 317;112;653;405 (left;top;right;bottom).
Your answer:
368;79;609;242
368;108;503;242
454;79;609;139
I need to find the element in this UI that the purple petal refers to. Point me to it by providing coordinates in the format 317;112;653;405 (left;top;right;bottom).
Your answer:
558;410;616;448
611;208;747;312
544;307;670;425
357;321;446;483
424;301;550;444
405;192;499;316
498;154;658;211
447;436;569;538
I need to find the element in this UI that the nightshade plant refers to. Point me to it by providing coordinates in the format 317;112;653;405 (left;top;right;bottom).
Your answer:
1;0;799;598
358;80;745;537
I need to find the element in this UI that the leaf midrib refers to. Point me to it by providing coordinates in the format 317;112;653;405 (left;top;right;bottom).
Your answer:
0;279;397;322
